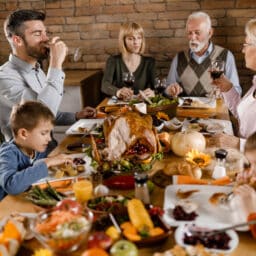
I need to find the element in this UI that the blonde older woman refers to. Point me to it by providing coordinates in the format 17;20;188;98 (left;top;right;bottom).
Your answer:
209;19;256;149
101;22;155;101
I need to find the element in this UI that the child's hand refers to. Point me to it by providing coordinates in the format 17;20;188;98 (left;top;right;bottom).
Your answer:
44;154;73;168
236;168;256;186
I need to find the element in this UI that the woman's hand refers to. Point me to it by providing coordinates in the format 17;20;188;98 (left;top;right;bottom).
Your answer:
211;74;233;93
165;83;183;97
116;87;134;101
236;167;256;186
142;88;155;98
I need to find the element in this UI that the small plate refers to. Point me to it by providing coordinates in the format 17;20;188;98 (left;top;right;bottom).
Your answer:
178;97;216;109
175;223;239;254
182;118;233;135
65;119;104;135
164;117;183;130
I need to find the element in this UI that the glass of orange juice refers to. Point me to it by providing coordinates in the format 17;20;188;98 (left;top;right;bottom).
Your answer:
73;179;93;204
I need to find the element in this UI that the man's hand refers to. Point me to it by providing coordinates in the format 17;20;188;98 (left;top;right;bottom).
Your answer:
116;87;134;101
75;106;96;119
165;83;183;97
211;74;233;93
49;36;68;69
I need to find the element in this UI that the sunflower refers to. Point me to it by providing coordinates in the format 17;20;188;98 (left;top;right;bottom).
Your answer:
32;249;53;256
185;149;211;167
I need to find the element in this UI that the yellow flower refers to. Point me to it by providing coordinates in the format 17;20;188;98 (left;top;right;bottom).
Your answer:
156;111;170;121
32;249;53;256
185;149;211;167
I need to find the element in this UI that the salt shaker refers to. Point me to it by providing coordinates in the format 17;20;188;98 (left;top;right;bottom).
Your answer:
212;149;228;179
134;172;150;205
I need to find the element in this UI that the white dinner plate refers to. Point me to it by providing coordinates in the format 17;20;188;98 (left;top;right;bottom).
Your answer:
34;153;94;184
182;118;234;135
175;223;239;254
65;119;104;135
178;97;216;109
163;184;234;228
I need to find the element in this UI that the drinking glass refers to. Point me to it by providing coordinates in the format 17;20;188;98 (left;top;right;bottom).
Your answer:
209;60;225;99
154;77;167;94
122;72;135;88
73;179;93;204
210;60;225;80
73;47;83;62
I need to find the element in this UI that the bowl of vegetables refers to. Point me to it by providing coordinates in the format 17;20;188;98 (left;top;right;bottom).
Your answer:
86;195;129;221
146;95;178;117
31;199;93;253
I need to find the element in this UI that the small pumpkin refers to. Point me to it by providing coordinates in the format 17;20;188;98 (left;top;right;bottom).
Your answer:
171;131;206;157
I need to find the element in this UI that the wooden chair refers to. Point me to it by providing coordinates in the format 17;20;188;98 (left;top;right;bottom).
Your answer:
80;70;107;108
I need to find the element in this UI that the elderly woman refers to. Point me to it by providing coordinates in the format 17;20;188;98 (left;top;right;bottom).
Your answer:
101;22;155;101
210;19;256;149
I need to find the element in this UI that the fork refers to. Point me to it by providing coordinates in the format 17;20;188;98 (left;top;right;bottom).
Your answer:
187;219;256;237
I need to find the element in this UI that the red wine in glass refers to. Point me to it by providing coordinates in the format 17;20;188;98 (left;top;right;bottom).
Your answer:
122;72;135;88
210;60;225;80
154;77;167;94
211;70;224;79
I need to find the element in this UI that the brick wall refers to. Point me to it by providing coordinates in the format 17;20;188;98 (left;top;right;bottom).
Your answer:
0;0;256;92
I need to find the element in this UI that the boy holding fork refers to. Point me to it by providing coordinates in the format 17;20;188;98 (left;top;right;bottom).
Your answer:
0;101;72;200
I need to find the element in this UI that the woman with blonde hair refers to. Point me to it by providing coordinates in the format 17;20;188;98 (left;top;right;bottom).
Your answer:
101;22;155;101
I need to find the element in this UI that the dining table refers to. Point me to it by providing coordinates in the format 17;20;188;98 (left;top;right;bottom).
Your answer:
0;98;256;256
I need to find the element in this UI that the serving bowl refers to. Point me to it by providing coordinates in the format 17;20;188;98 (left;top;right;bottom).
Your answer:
31;207;93;253
86;195;129;220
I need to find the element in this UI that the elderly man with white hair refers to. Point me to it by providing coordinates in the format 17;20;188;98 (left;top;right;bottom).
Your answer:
165;11;241;97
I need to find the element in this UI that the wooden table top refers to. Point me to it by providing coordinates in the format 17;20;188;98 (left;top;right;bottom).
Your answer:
0;98;255;255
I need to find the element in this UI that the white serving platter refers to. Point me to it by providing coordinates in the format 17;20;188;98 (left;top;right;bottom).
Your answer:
178;97;216;109
163;184;234;228
182;118;234;135
65;119;104;135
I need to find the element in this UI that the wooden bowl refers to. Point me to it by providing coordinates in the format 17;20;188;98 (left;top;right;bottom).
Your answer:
147;102;178;117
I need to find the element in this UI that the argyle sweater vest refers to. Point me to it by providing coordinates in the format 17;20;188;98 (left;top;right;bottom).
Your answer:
177;44;228;96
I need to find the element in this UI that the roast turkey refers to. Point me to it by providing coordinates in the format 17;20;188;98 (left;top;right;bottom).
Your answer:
102;111;157;161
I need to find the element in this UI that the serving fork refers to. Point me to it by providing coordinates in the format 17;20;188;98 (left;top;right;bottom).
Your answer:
187;219;256;237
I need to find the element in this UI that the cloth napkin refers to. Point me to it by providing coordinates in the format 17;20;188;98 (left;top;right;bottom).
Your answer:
173;175;231;185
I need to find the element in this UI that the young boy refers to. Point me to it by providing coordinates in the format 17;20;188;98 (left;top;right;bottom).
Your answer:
0;101;72;200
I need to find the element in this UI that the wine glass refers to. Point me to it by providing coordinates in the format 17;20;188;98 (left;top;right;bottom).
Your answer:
122;72;135;88
210;60;225;79
73;47;83;62
209;60;225;99
154;77;167;95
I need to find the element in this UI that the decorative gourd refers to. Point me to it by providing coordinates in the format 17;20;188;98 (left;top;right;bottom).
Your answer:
171;131;206;157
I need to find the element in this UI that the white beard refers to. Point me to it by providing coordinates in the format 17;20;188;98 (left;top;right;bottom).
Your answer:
189;40;208;53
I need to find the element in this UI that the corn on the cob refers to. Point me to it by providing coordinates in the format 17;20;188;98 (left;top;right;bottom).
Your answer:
127;199;154;231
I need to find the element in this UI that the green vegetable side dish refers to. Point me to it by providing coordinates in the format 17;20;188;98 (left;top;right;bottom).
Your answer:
26;181;66;207
148;95;178;107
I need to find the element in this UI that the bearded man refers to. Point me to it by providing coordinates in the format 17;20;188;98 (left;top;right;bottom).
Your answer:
0;10;95;141
165;11;242;97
